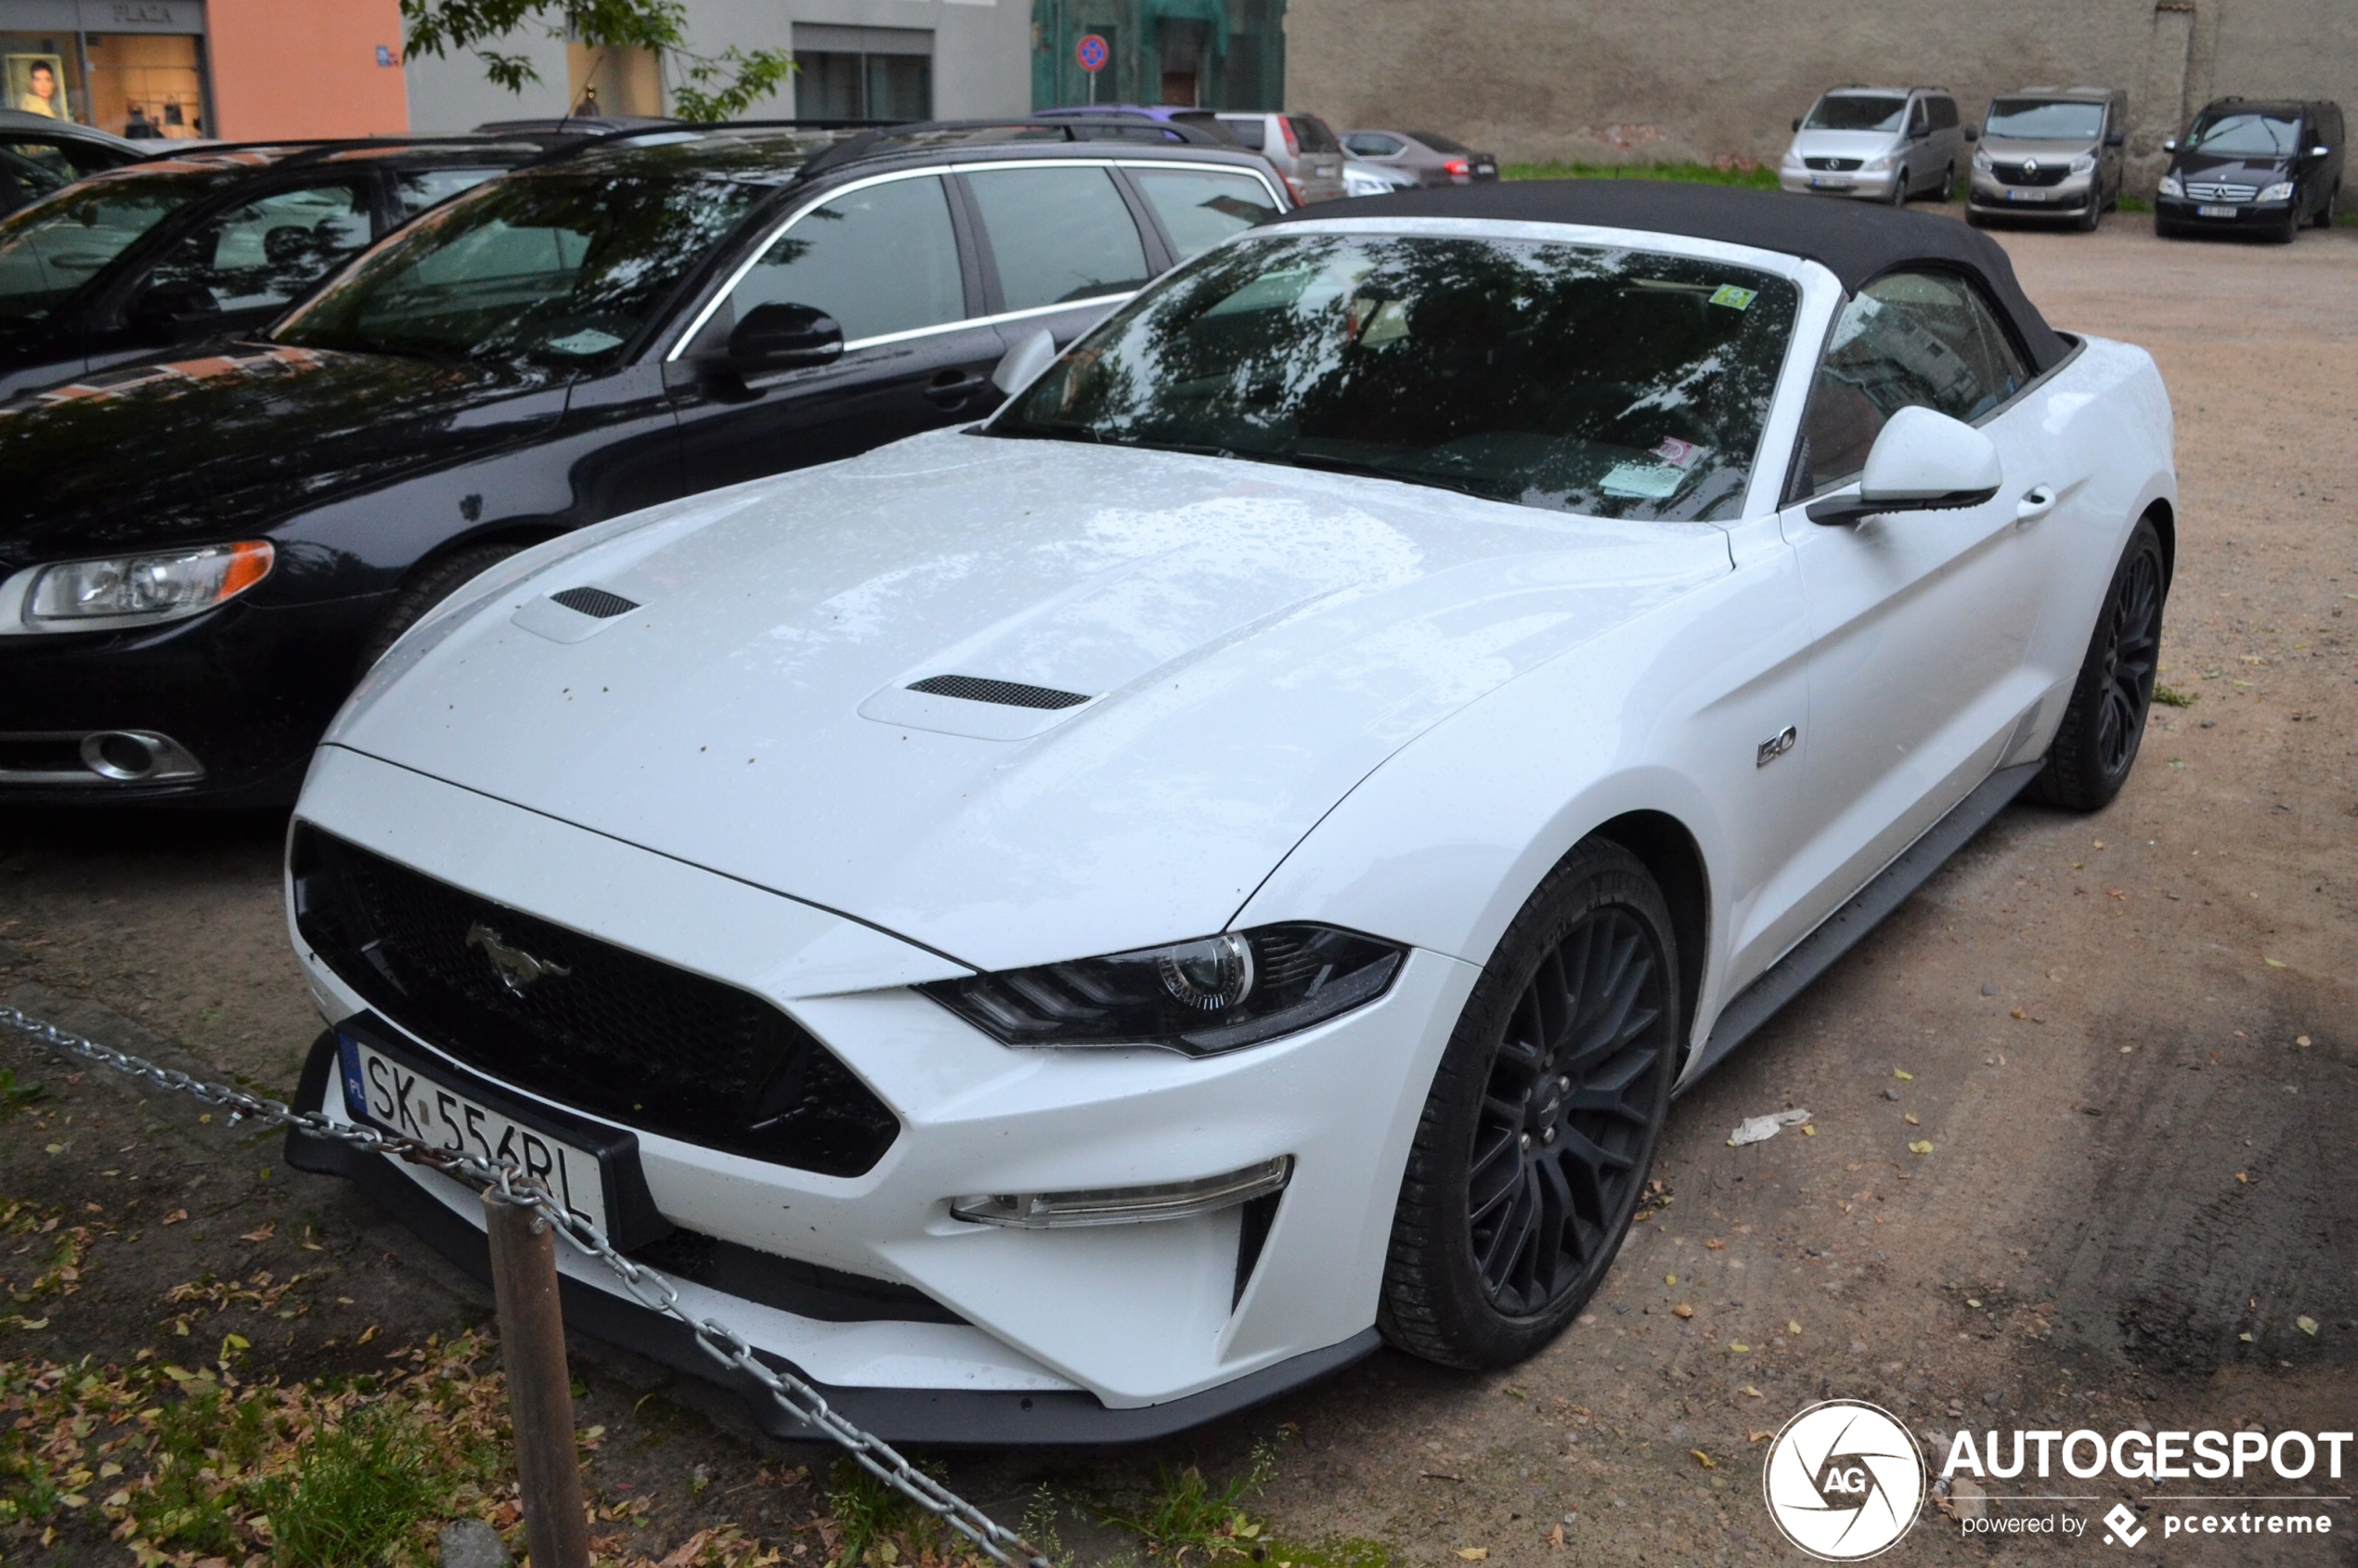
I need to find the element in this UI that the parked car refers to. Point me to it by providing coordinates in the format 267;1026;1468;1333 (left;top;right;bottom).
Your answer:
1779;85;1966;203
0;109;149;218
2156;97;2343;240
1214;110;1348;202
0;124;1286;804
1339;127;1499;185
0;136;580;400
1342;156;1419;198
281;179;2174;1442
1967;87;2127;231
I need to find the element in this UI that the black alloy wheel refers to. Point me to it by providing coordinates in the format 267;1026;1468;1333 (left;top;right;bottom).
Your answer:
1889;168;1909;205
1380;840;1680;1368
2030;516;2167;811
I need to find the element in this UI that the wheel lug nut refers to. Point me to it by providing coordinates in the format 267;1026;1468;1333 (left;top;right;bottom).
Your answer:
1557;1077;1571;1093
1520;1133;1532;1150
1543;1126;1557;1145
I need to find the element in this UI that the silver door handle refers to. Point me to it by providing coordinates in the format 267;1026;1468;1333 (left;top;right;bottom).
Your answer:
2015;486;2057;524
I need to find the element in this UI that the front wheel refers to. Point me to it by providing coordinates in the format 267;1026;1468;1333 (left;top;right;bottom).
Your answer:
2028;517;2165;811
1888;168;1909;205
1379;840;1680;1368
1938;161;1956;201
354;541;525;676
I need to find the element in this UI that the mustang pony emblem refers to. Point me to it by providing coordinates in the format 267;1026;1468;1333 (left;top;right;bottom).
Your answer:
465;922;571;995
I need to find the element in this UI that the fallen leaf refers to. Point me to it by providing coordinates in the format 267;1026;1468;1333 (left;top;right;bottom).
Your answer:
2298;1315;2320;1337
2264;958;2287;969
1893;1069;1914;1081
1739;1385;1764;1399
1704;1238;1725;1251
2235;1173;2249;1185
2239;1331;2255;1342
1966;1298;1982;1308
1457;1549;1488;1562
1908;1141;1935;1156
1903;1113;1921;1126
2010;1008;2028;1019
1748;1429;1775;1443
1787;1320;1803;1335
1691;1449;1716;1471
239;1222;275;1244
2296;1035;2313;1047
1546;1523;1564;1549
1729;1342;1751;1354
1665;1274;1677;1286
1801;1124;1818;1136
356;1324;379;1345
1673;1302;1694;1319
162;1209;188;1225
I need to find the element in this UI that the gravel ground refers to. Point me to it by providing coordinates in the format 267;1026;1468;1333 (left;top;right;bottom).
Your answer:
4;211;2353;1568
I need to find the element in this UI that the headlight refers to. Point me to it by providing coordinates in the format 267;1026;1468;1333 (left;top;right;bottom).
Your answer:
2259;181;2295;202
1343;172;1388;198
1860;154;1894;172
922;923;1405;1055
1972;149;1994;172
2068;153;2097;175
28;541;274;628
2157;174;2184;198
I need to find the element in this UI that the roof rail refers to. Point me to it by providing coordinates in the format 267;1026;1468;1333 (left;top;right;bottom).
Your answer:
793;115;1236;182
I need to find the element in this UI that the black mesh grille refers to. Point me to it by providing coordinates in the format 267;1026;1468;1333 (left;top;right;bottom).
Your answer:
290;825;898;1176
907;674;1091;710
1991;162;2070;188
1805;157;1864;172
550;586;640;618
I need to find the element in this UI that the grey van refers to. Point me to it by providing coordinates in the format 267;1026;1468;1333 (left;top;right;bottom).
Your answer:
1968;87;2127;230
1779;86;1965;203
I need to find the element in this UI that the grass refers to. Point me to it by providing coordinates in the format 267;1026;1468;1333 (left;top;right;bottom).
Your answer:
2117;194;2154;214
0;1069;40;1118
1104;1443;1282;1559
262;1407;446;1568
2154;683;2198;708
1502;160;1778;189
826;1457;944;1566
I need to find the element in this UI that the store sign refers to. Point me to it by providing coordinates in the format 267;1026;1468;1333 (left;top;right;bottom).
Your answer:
76;0;203;32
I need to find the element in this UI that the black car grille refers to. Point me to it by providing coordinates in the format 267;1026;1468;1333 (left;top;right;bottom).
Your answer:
290;824;900;1176
1805;157;1863;172
1991;162;2071;187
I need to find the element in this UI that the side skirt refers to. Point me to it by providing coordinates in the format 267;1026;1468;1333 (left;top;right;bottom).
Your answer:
1682;760;2043;1087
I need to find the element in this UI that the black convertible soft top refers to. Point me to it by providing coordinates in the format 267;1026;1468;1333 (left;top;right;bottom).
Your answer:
1267;180;2068;373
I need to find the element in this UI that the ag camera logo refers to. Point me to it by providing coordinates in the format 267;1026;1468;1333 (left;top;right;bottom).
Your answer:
1763;1400;1927;1561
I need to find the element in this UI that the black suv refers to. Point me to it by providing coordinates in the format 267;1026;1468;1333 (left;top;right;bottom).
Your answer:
2156;97;2344;240
0;122;1287;804
0;136;586;398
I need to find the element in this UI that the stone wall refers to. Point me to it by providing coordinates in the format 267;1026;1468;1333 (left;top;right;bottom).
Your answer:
1284;0;2355;193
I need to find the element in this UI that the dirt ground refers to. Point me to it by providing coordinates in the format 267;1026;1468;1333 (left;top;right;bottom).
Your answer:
5;211;2355;1568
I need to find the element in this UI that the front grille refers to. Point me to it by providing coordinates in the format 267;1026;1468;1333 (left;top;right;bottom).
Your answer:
907;674;1092;710
1991;162;2070;188
1805;157;1863;172
291;825;900;1176
2186;181;2258;201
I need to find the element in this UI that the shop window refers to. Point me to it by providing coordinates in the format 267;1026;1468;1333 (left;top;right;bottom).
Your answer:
84;32;208;139
792;26;931;122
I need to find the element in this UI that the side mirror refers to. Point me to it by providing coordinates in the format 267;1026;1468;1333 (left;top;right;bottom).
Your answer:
1806;407;2002;526
127;279;220;343
1791;117;1802;132
2162;136;2179;152
2312;144;2332;159
990;326;1058;396
2105;130;2126;148
726;302;842;371
1963;124;1980;142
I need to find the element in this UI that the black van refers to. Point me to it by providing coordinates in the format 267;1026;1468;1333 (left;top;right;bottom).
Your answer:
2155;97;2343;240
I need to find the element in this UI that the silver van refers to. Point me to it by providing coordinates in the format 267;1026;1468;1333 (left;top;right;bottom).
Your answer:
1968;86;2128;230
1779;86;1966;203
1215;111;1349;204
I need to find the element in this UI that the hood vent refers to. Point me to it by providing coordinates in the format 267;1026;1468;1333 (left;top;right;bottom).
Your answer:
907;674;1091;710
551;586;640;618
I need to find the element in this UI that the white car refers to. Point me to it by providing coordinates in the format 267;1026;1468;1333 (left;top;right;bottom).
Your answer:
283;181;2176;1441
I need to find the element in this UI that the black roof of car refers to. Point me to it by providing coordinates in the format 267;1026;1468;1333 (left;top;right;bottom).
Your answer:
58;135;590;184
1265;178;2068;372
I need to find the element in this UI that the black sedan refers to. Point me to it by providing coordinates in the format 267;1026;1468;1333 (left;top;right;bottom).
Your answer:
0;136;578;399
0;123;1287;805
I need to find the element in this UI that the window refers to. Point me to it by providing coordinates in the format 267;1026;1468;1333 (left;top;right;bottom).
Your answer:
1926;97;1958;132
730;175;962;343
1218;116;1267;150
1984;99;2105;141
1800;271;2028;490
1907;99;1928;136
394;168;507;221
0;145;71;213
1287;116;1341;154
965;165;1148;313
1129;168;1279;260
793;25;933;121
0;178;200;322
1804;96;1906;133
2183;111;2300;158
4;136;122;183
144;183;372;314
1341;133;1405;158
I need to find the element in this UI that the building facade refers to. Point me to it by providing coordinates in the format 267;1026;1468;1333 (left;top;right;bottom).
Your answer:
1028;0;1288;111
1;0;407;140
1286;0;2357;192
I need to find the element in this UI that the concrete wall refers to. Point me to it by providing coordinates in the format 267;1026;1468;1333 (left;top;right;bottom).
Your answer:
404;0;1030;133
1285;0;2357;192
208;0;410;138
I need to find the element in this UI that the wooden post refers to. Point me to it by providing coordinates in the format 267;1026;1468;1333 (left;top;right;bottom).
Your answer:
484;1189;590;1568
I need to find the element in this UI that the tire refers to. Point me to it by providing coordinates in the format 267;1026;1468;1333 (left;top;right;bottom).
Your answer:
2079;197;2102;232
355;542;525;675
2273;210;2300;244
1379;840;1681;1369
1938;161;1956;201
2314;182;2339;229
2155;217;2183;240
1888;169;1909;205
2028;517;2166;812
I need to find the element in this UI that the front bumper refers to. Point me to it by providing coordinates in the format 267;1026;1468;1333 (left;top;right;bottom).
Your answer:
1966;172;2096;218
2154;196;2296;230
286;745;1475;1431
1780;167;1899;200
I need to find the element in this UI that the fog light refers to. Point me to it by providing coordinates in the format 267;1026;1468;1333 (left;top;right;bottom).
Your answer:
952;1157;1290;1229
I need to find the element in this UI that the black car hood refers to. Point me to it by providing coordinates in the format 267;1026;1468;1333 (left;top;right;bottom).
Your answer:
2169;151;2292;184
0;343;567;569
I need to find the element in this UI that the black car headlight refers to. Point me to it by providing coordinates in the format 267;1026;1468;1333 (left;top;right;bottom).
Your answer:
922;923;1405;1055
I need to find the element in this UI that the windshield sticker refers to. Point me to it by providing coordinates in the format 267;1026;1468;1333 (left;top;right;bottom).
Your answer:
1709;283;1758;311
1600;462;1689;499
1651;436;1704;468
544;328;625;357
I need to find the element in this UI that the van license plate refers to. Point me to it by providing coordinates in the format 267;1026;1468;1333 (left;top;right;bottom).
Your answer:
1811;177;1850;190
2197;204;2237;218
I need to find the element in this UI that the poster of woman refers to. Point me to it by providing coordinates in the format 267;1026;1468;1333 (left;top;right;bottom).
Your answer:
6;54;67;118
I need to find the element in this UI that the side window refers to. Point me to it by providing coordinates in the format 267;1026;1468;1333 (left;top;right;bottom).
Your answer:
728;175;964;344
1907;98;1929;136
1800;271;2029;489
1220;117;1267;151
965;164;1149;313
1129;168;1280;261
143;183;372;313
393;168;504;221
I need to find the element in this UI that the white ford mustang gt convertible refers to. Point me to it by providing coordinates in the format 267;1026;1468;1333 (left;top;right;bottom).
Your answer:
283;182;2175;1442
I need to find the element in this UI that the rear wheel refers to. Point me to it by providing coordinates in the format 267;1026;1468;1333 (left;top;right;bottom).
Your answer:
1379;841;1680;1368
2029;517;2165;811
355;542;525;675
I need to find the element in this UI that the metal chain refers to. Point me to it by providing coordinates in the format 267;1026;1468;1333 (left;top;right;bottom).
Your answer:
0;1004;1046;1568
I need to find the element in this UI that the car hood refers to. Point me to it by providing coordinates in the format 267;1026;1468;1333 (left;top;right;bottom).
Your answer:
1788;129;1899;160
0;343;565;570
2168;150;2292;183
330;431;1731;972
1979;136;2098;162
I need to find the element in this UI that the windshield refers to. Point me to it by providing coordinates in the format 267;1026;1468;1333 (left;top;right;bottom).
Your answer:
0;176;202;325
275;169;764;365
2183;111;2300;158
990;234;1798;523
1984;99;2105;141
1804;96;1907;133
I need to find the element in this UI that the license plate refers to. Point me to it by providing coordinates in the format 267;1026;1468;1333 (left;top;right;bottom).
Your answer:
2006;188;2037;201
338;1030;611;1232
2197;204;2237;218
1810;176;1851;189
1472;162;1496;175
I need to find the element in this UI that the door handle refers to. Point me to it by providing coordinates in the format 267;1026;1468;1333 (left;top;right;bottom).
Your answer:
2015;485;2057;525
924;371;991;408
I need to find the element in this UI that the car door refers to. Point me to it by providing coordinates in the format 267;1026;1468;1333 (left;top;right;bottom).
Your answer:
1775;270;2055;933
666;170;1004;496
956;160;1158;348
